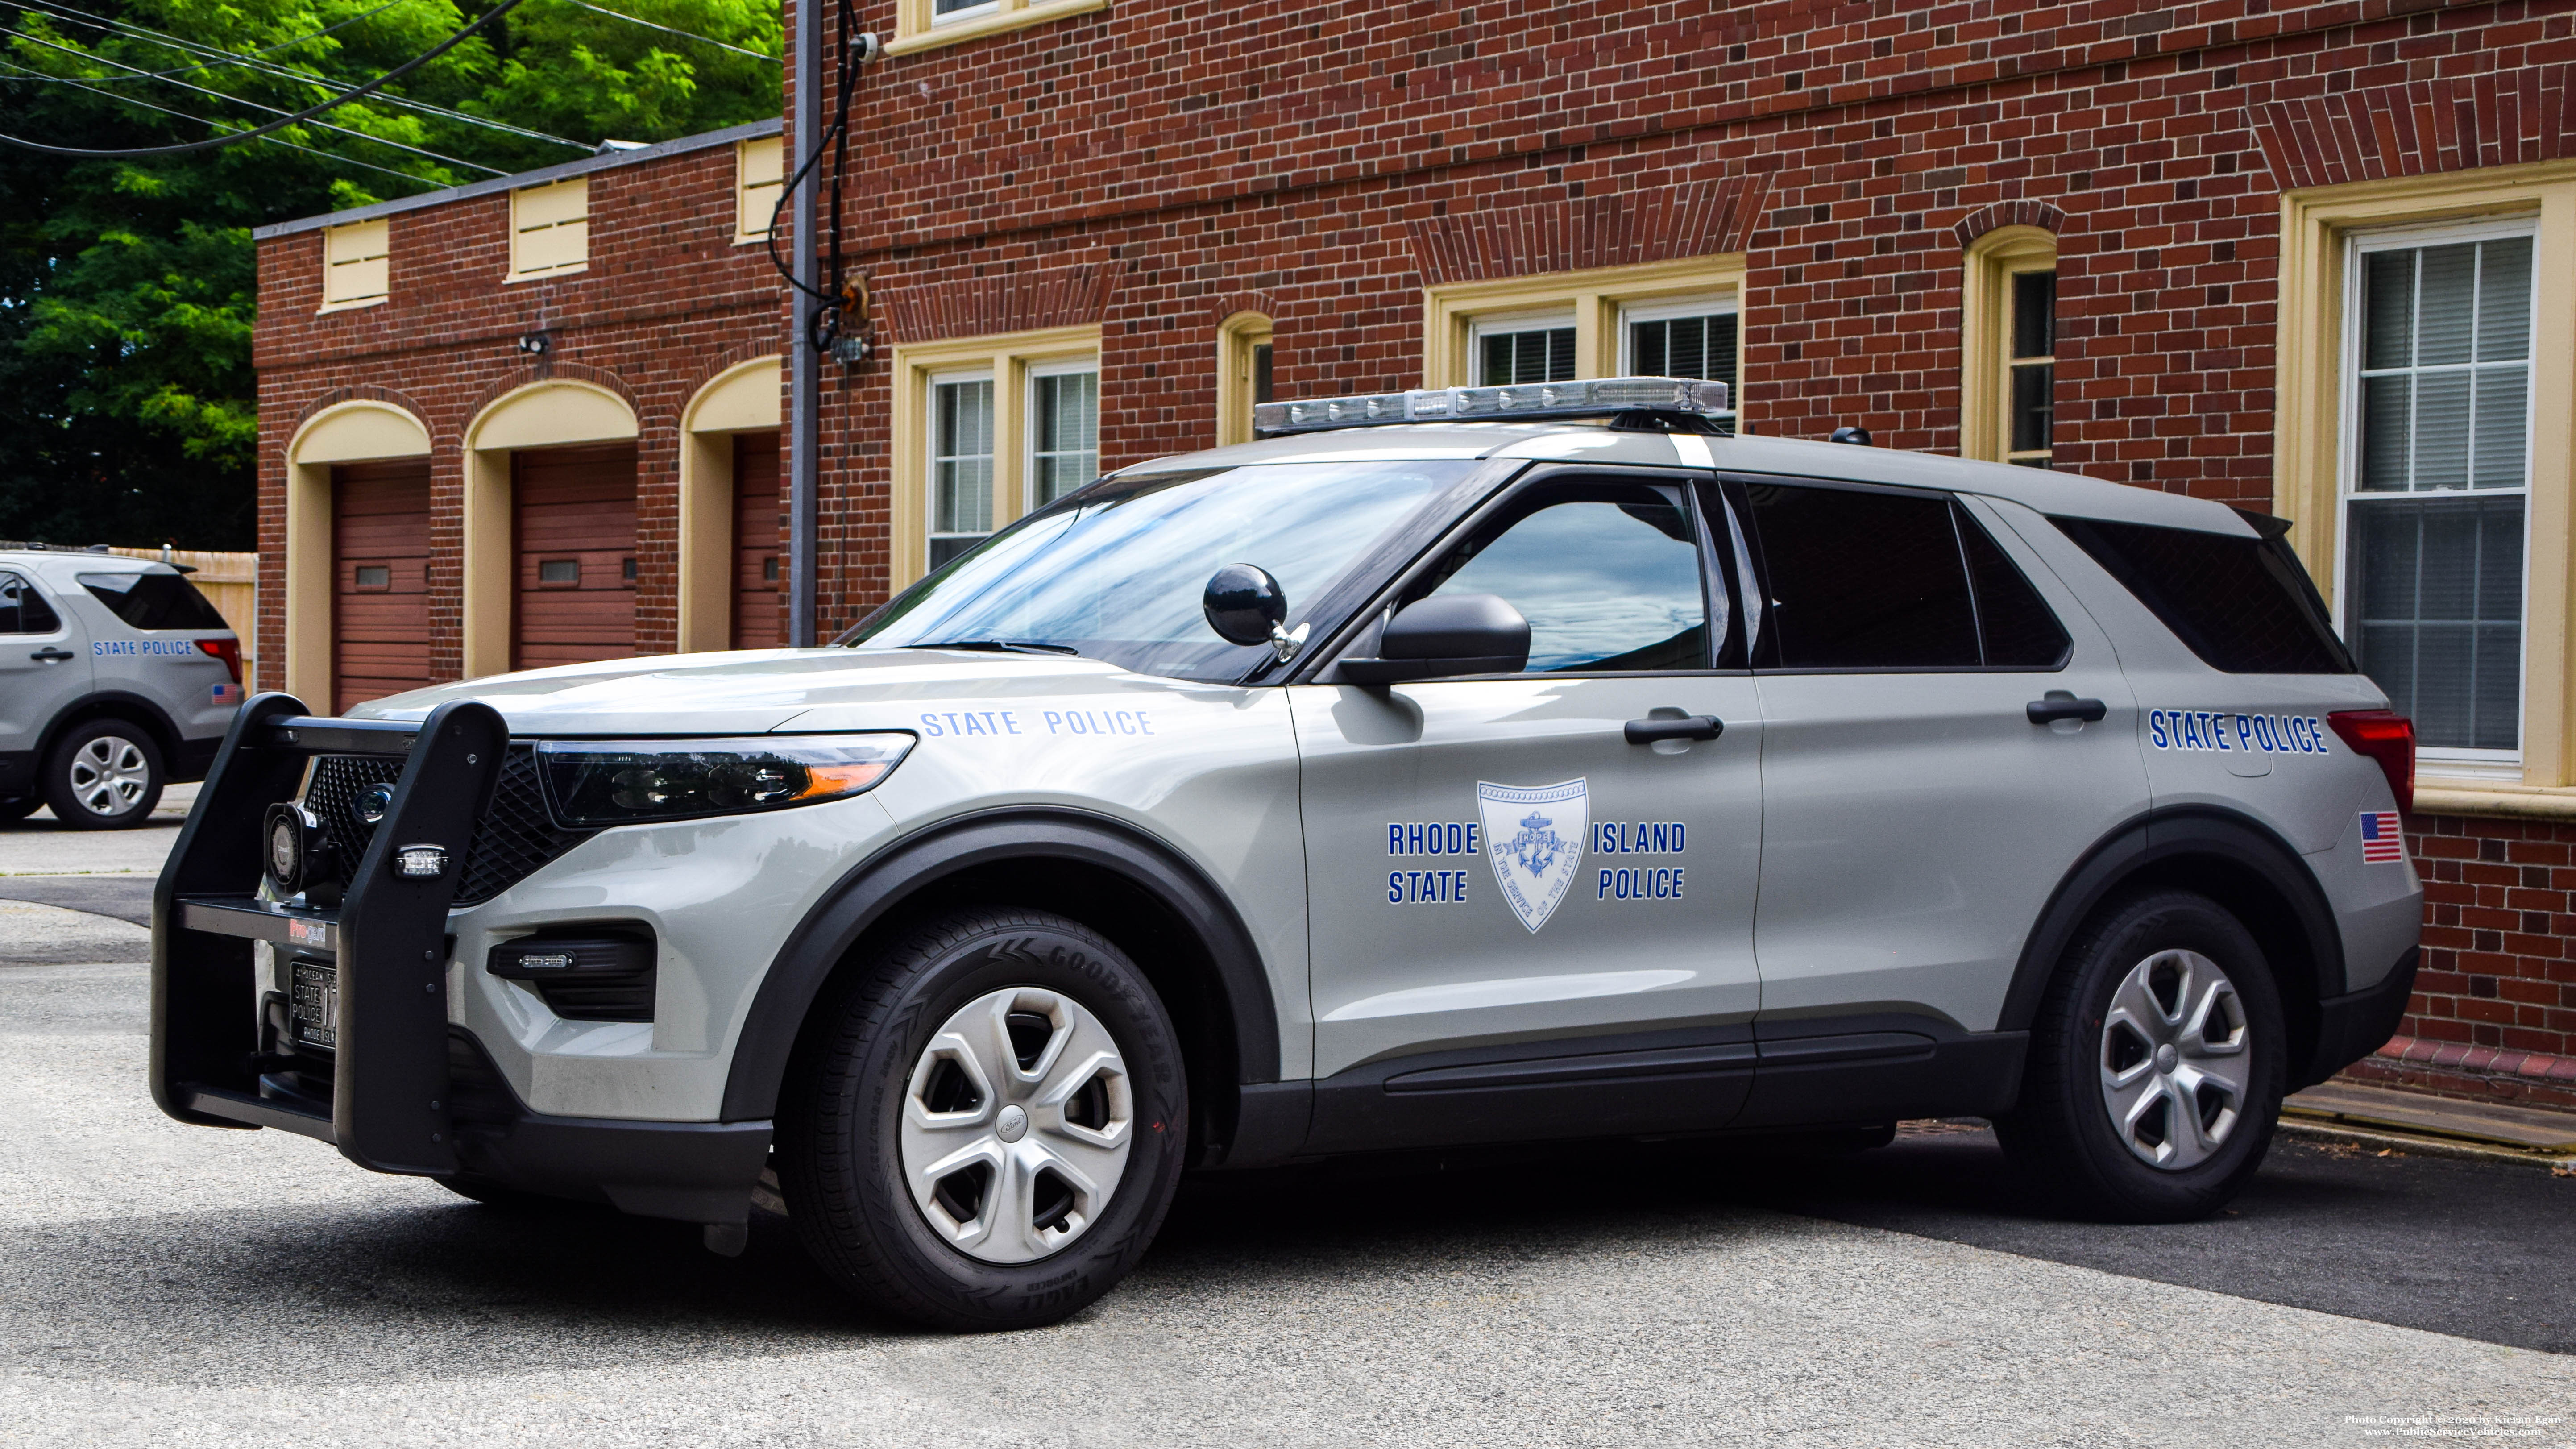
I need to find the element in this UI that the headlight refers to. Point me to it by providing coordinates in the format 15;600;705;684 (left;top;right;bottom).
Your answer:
535;734;914;826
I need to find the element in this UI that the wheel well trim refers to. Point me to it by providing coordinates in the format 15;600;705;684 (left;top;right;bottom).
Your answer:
2000;805;2345;1034
716;805;1284;1124
38;693;183;771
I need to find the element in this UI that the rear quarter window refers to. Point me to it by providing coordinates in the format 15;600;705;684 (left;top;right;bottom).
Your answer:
2049;516;2356;674
77;571;230;631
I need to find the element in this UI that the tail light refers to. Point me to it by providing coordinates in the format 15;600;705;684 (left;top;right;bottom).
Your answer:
195;637;242;684
2328;710;2414;813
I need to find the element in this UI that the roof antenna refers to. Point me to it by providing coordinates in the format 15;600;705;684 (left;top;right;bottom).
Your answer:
1829;425;1874;446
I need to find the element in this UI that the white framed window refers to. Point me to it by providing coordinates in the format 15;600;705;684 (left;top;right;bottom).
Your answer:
1027;361;1099;511
509;177;589;280
932;0;1000;21
929;371;997;569
2338;220;2537;775
1618;294;1738;435
321;219;390;311
2003;267;2056;467
1470;311;1577;386
735;137;784;244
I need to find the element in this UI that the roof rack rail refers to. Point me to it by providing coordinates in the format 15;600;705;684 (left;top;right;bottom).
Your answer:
1253;377;1730;437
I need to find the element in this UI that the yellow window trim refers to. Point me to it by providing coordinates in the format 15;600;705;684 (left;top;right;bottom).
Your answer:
319;218;391;313
2274;158;2576;792
884;0;1104;55
1215;311;1273;448
1422;254;1747;397
735;136;784;246
1959;225;2057;463
888;323;1103;593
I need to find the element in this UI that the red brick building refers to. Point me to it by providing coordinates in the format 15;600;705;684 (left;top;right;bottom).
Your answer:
256;0;2576;1108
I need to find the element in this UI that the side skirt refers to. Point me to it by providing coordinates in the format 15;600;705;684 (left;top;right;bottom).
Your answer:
1297;1016;2027;1157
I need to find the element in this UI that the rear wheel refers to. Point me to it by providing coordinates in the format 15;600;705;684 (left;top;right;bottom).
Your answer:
41;722;163;829
780;907;1187;1331
1996;891;2284;1221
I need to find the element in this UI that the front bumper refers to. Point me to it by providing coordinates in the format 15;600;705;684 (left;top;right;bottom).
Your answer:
149;693;771;1228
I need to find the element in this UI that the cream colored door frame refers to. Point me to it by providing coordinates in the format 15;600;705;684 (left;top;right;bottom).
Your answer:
678;357;783;652
282;402;432;706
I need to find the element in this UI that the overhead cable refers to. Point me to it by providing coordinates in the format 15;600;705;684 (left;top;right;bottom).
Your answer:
11;0;590;151
0;0;418;85
0;58;438;183
555;0;779;62
5;21;505;174
0;0;529;158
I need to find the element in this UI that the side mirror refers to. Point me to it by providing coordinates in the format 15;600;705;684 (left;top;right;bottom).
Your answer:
1203;564;1311;661
1339;594;1531;684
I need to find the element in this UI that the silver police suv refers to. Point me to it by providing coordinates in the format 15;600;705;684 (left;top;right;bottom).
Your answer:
151;379;2421;1331
2;546;243;828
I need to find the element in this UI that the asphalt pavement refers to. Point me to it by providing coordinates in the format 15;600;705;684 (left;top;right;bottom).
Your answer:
0;826;2570;1445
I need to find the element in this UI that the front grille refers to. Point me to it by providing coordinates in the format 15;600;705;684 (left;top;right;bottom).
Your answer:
302;746;596;906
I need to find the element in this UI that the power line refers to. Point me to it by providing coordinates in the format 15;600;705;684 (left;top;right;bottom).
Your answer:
5;22;506;174
0;0;529;158
0;58;438;184
0;0;418;86
11;0;590;151
555;0;779;62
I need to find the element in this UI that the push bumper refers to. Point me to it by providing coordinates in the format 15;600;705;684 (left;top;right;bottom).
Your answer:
2298;945;2421;1089
149;692;771;1232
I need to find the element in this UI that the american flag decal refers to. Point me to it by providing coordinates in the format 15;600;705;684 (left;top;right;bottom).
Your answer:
2359;811;2405;864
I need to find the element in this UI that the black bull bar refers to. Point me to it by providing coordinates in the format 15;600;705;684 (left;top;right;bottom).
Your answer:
149;692;771;1238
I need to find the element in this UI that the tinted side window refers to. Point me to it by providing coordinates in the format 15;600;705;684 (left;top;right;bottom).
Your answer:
76;571;229;631
2049;517;2356;674
0;572;60;634
1959;513;2072;667
1419;486;1712;672
1745;484;1979;669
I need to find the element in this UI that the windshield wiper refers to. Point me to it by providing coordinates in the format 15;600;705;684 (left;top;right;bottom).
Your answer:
900;639;1081;656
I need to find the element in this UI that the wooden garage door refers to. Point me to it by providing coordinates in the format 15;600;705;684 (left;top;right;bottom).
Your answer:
514;443;638;671
332;459;433;712
732;431;783;649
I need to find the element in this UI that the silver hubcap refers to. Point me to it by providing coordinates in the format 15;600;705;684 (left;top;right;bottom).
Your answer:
66;735;149;817
2100;948;2251;1170
899;986;1134;1264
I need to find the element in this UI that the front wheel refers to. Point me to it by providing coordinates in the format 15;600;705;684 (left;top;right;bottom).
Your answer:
1995;891;2285;1222
41;722;163;829
779;908;1188;1331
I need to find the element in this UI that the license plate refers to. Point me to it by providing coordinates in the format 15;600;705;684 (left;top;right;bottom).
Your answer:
290;960;339;1053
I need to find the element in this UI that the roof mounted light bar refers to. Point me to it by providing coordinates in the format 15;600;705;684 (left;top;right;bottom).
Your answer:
1252;377;1731;437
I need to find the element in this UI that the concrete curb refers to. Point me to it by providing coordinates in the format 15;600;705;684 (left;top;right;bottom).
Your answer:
2276;1116;2576;1173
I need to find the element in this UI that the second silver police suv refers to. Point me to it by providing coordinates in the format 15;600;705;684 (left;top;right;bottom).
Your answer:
151;378;2420;1331
2;546;242;828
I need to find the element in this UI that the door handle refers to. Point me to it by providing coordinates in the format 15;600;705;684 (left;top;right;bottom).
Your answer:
29;648;73;663
2027;691;2107;725
1625;714;1724;744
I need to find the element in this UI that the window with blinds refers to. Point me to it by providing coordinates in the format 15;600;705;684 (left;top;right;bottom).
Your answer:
930;375;996;569
1029;365;1098;509
1473;317;1576;385
1621;296;1738;435
321;220;390;310
2342;228;2535;758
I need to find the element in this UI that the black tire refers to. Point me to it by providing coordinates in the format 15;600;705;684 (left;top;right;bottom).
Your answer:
40;720;164;830
779;907;1188;1332
1996;890;2286;1222
0;797;37;824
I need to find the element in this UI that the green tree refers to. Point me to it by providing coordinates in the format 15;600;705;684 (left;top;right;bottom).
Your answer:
0;0;780;550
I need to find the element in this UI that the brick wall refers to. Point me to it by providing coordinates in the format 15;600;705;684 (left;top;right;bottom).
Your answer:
252;136;782;686
257;0;2576;1102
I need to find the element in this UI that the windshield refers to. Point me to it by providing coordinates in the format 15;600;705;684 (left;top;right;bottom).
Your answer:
843;460;1480;680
